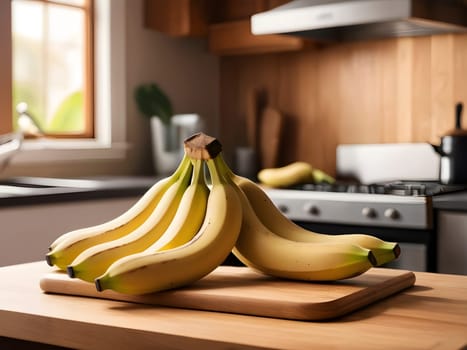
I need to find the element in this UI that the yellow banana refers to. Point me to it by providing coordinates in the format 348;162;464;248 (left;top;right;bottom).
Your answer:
231;172;399;266
46;156;191;270
95;156;242;295
221;155;377;281
145;159;209;252
67;160;193;282
312;168;335;184
257;161;314;188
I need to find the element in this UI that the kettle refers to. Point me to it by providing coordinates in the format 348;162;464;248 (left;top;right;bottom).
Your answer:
431;102;467;185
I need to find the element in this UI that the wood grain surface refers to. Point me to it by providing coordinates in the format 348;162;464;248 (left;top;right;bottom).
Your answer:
40;266;415;321
0;262;466;350
218;33;467;175
259;106;283;168
208;19;308;56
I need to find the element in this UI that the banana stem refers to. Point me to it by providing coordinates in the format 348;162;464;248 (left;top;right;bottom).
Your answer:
218;154;233;177
178;158;194;187
206;158;227;186
171;154;191;180
190;159;205;186
214;153;236;182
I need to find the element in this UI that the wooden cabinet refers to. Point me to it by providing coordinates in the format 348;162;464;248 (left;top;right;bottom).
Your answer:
0;197;138;267
144;0;310;55
208;20;310;56
144;0;210;37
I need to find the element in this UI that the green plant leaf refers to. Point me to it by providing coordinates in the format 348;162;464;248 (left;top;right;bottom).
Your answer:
134;83;173;124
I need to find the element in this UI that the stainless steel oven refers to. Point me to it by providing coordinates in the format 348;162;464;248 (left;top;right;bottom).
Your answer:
262;181;467;273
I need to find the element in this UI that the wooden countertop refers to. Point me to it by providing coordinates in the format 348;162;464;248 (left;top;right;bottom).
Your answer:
1;262;466;349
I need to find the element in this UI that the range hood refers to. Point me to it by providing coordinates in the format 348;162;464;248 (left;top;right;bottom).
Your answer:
251;0;467;42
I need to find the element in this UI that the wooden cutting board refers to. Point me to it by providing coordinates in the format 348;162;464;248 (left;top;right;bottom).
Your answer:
40;266;415;321
245;88;259;150
259;106;283;169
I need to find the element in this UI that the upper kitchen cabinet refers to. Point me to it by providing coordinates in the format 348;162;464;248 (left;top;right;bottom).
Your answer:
143;0;312;55
144;0;210;37
208;19;310;56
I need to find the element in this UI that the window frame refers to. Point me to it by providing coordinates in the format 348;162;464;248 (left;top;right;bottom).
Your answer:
11;0;95;138
1;0;128;164
0;0;13;135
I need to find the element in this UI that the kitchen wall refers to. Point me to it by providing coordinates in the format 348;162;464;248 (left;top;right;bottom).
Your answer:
123;0;219;174
219;33;467;175
4;1;466;179
3;0;219;178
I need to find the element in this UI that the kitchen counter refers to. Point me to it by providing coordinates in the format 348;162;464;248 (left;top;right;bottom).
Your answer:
0;176;157;207
0;262;466;349
433;191;467;211
2;176;467;211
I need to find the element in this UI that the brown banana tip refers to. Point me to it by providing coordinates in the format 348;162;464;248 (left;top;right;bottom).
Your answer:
95;279;103;292
45;254;53;267
393;243;401;259
66;266;75;278
368;251;377;266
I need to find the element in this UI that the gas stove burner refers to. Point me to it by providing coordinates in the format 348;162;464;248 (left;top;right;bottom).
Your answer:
378;181;467;196
381;182;430;196
290;180;467;197
291;183;377;193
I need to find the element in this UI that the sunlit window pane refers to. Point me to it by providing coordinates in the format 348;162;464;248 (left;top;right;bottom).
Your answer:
12;0;88;135
12;1;45;131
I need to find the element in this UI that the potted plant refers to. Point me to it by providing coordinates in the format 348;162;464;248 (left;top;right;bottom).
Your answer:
134;83;181;174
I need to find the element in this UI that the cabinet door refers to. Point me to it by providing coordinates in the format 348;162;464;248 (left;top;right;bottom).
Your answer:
437;211;467;275
144;0;209;36
0;197;138;267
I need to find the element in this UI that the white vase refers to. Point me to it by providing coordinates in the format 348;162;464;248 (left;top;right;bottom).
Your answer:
150;117;182;175
150;114;202;175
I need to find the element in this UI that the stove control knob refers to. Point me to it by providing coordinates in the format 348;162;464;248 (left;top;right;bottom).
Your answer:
277;204;289;214
384;208;400;220
362;207;377;218
304;204;320;216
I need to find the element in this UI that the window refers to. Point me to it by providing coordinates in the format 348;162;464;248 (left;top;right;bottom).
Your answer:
0;0;127;163
11;0;93;137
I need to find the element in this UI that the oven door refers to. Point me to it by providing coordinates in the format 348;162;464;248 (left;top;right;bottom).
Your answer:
294;221;435;272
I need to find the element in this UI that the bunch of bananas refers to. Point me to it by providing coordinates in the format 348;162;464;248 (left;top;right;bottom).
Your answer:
258;161;335;188
46;133;400;295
